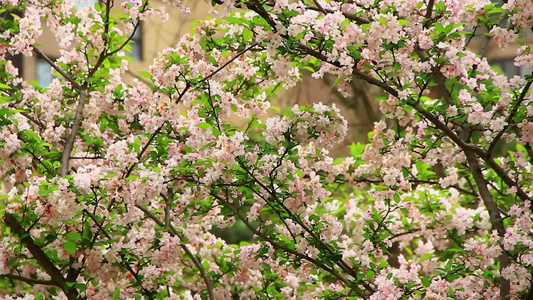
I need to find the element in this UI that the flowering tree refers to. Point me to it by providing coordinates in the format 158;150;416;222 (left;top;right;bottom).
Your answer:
1;0;533;299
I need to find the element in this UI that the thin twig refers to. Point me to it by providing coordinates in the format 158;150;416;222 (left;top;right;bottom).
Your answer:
20;112;46;129
312;0;327;14
135;204;215;300
237;158;375;294
295;41;532;205
123;125;164;178
208;192;368;299
199;43;259;84
33;48;82;90
489;80;532;155
305;6;370;24
83;210;155;299
33;48;89;177
0;274;56;286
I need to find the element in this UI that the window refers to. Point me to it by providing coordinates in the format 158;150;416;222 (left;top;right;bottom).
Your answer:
492;59;533;78
128;21;142;61
71;0;97;9
519;64;533;78
36;58;56;88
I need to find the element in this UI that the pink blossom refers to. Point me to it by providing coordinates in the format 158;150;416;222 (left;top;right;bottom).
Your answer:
490;27;517;48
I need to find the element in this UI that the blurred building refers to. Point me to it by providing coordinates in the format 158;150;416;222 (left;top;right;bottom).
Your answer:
3;0;212;87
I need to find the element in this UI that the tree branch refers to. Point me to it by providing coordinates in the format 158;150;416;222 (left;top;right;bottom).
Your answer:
424;0;435;25
123;125;164;179
135;204;215;300
0;273;56;286
305;5;370;24
83;210;155;298
489;81;532;155
464;150;510;298
33;48;89;176
3;214;83;300
33;48;82;90
199;43;259;84
61;90;88;176
236;157;375;293
208;192;368;299
295;40;532;205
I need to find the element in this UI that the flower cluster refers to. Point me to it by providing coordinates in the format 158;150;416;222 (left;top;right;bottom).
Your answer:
0;0;532;299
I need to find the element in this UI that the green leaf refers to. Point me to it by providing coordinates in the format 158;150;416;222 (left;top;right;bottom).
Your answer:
398;19;410;26
45;151;62;161
243;27;253;42
435;23;444;33
112;288;121;300
366;269;375;279
444;23;464;34
393;193;401;203
196;122;212;130
346;45;364;55
82;222;93;241
63;239;77;254
66;232;82;241
421;276;431;287
332;157;344;165
309;214;320;223
223;17;248;25
419;253;433;263
138;71;152;78
150;150;159;161
266;284;277;294
34;293;46;300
